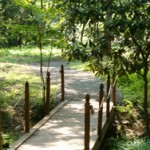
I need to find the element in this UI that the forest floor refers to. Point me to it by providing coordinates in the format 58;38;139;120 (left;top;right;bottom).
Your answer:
101;106;146;149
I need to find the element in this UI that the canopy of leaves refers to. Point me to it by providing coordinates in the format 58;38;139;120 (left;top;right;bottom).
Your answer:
60;0;150;77
0;0;65;48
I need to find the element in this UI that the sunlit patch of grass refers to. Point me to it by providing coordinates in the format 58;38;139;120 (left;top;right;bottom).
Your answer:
0;62;58;107
117;71;150;115
68;60;88;70
0;46;62;64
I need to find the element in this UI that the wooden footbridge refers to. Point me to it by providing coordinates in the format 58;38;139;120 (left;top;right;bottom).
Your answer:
8;65;116;150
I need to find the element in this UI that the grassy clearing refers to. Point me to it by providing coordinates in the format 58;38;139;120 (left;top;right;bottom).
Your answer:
0;46;62;64
0;46;61;146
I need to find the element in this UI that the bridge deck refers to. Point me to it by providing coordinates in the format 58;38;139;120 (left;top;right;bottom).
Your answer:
11;99;112;150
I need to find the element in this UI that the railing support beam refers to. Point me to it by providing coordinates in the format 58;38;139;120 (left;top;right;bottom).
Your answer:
106;75;110;120
45;72;50;115
98;83;104;138
60;65;65;101
84;94;90;150
25;82;30;133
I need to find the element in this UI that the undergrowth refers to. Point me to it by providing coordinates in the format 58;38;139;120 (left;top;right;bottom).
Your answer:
101;72;150;150
118;72;150;113
111;138;150;150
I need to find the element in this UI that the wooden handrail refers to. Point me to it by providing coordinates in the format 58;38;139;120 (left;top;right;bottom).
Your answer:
98;83;104;137
25;82;30;133
60;65;65;101
106;75;110;120
84;94;90;150
45;72;50;115
85;74;116;150
99;94;105;109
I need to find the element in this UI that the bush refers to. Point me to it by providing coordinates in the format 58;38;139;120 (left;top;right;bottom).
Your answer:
117;72;150;114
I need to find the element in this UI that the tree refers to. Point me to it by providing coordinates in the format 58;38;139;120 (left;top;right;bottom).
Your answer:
110;0;150;137
16;0;63;107
0;0;63;113
61;0;150;136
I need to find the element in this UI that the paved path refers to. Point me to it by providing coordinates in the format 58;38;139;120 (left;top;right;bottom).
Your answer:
27;60;101;101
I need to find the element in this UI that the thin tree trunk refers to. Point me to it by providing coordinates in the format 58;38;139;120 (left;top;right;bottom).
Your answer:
41;0;43;9
140;49;150;137
104;0;112;54
38;34;45;104
143;61;150;137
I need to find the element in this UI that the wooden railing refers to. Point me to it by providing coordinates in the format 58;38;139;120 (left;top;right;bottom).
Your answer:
84;75;116;150
0;65;65;149
24;65;65;132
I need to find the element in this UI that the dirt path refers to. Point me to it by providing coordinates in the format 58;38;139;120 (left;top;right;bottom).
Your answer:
27;60;122;104
28;60;101;102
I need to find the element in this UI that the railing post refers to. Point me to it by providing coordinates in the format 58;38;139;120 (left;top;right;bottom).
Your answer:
60;65;64;101
25;81;30;133
112;75;116;106
45;72;50;115
0;108;2;150
98;83;104;138
84;94;90;150
106;75;110;120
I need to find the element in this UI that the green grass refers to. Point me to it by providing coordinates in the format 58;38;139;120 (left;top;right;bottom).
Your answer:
0;45;61;108
0;46;61;145
113;72;150;150
68;60;86;70
68;60;92;72
0;46;62;64
117;72;150;112
111;138;150;150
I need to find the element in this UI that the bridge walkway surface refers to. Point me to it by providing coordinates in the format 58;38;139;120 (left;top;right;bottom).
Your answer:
10;100;112;150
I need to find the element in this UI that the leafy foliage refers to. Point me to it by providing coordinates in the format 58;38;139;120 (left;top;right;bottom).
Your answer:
61;0;150;136
61;0;150;76
116;99;133;115
111;138;150;150
0;0;64;48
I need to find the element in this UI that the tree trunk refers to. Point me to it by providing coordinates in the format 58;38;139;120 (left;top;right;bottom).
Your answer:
143;61;150;137
41;0;43;9
104;0;112;54
38;34;45;104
